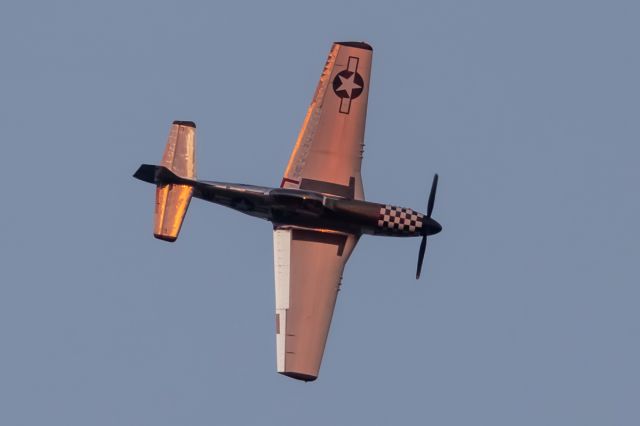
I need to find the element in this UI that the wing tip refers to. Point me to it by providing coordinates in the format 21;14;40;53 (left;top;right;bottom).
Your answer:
154;233;177;242
279;371;318;382
335;41;373;51
172;120;196;128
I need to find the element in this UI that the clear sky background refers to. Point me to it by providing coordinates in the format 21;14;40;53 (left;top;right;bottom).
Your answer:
1;1;638;425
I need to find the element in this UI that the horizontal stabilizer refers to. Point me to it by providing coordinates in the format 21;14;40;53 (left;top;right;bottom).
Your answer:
134;121;197;242
154;183;193;242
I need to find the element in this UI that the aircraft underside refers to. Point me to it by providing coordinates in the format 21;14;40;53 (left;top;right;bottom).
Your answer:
190;179;441;238
134;41;442;382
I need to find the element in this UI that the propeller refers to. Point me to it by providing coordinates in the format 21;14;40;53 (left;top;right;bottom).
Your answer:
416;174;438;279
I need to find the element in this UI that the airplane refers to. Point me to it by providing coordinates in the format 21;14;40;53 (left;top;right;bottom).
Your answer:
133;41;442;382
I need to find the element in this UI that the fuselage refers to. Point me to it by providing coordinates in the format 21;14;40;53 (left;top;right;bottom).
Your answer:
191;179;442;237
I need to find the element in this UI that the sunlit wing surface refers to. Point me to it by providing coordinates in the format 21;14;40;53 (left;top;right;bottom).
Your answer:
273;228;359;381
282;42;373;201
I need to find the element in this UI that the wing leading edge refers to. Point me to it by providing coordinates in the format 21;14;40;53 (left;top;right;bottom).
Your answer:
282;42;373;201
273;228;358;381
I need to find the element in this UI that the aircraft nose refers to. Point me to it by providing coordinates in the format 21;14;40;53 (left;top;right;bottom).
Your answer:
425;217;442;235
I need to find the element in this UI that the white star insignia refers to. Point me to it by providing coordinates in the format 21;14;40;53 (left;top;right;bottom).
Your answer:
336;73;362;98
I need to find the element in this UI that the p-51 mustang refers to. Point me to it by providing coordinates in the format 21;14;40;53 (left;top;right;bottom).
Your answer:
134;41;442;382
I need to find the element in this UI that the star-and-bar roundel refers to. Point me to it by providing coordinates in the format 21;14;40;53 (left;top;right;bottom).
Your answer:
332;56;364;114
332;70;364;99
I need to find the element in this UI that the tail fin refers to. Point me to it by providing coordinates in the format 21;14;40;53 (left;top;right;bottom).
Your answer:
133;121;197;242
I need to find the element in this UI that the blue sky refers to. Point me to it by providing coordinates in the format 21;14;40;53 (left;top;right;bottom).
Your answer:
1;1;639;425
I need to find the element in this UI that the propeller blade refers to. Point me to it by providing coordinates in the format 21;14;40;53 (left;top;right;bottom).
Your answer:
416;235;427;279
427;173;438;218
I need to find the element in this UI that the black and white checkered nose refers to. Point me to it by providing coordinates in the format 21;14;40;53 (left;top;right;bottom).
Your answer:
377;205;424;234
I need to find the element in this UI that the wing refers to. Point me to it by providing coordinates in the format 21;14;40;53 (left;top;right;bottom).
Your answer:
281;41;373;201
273;228;359;381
